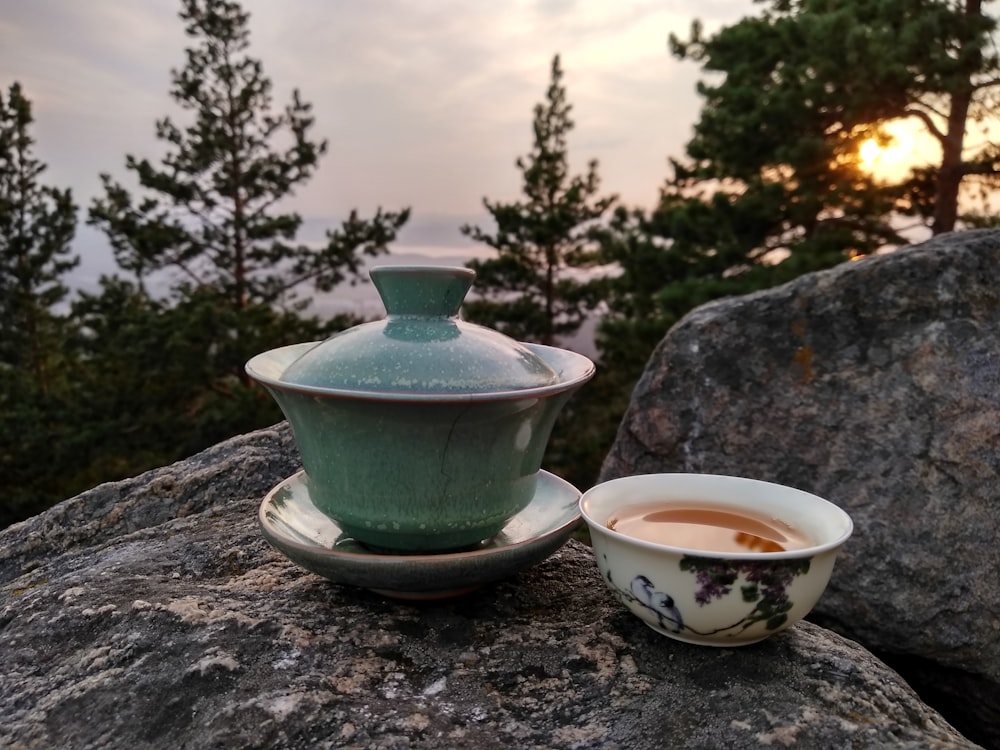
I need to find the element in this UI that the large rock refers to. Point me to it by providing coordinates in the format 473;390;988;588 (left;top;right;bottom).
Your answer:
0;425;977;749
600;229;1000;747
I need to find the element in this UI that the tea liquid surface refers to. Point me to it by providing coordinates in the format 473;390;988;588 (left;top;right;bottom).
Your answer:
606;503;812;553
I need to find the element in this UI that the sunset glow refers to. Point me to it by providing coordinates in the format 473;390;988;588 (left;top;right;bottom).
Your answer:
859;138;883;168
858;119;939;181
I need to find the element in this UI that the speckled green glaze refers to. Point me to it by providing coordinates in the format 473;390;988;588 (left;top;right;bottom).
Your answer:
246;266;595;552
281;266;558;394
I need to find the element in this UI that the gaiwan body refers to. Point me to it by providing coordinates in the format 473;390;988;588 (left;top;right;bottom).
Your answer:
246;266;594;552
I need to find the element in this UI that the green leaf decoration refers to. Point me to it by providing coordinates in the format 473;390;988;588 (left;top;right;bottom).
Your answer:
766;614;789;631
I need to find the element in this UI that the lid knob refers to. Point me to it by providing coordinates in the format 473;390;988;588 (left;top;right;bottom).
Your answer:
371;266;474;317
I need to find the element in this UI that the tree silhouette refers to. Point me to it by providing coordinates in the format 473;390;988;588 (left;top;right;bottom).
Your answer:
461;55;616;346
0;82;78;393
670;0;1000;238
0;82;79;526
89;0;409;312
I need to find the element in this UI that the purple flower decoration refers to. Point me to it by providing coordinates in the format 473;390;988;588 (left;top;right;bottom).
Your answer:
680;555;812;632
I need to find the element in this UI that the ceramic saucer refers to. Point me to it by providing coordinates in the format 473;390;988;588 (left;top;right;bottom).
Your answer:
258;469;581;599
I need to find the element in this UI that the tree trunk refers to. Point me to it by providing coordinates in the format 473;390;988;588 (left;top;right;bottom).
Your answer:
932;109;969;235
543;252;555;347
931;0;982;235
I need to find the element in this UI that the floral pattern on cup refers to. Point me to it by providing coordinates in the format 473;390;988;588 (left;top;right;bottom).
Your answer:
603;553;813;640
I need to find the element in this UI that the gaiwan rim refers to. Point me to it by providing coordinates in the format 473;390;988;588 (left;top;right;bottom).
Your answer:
246;340;595;403
580;472;854;561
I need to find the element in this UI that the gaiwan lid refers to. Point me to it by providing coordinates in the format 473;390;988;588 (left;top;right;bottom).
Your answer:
279;266;559;394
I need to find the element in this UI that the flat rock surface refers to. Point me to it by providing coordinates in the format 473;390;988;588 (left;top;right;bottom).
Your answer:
600;229;1000;747
0;425;978;749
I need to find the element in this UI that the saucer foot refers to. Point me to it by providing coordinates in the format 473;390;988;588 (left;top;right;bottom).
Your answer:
369;584;483;601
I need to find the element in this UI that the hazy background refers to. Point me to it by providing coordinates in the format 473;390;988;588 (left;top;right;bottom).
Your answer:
0;0;756;310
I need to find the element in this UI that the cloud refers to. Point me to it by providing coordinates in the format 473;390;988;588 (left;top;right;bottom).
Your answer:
236;0;717;212
0;0;758;286
1;1;179;116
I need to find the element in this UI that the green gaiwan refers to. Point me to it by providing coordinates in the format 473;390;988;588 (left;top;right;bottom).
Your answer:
246;265;595;553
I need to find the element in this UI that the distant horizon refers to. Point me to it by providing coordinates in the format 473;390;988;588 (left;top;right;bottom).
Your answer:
62;235;601;357
65;214;497;297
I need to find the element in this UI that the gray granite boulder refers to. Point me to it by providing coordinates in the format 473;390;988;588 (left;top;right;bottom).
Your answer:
600;228;1000;748
0;424;977;749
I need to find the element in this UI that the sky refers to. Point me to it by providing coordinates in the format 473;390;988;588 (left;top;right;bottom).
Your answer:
1;0;757;291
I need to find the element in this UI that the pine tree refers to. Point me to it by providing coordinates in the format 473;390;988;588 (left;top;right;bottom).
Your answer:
0;82;79;526
461;55;616;346
669;0;1000;239
0;82;78;392
58;0;411;518
89;0;409;314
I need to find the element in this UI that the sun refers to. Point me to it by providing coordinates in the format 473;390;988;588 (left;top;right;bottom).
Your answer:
857;119;937;181
859;138;883;169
